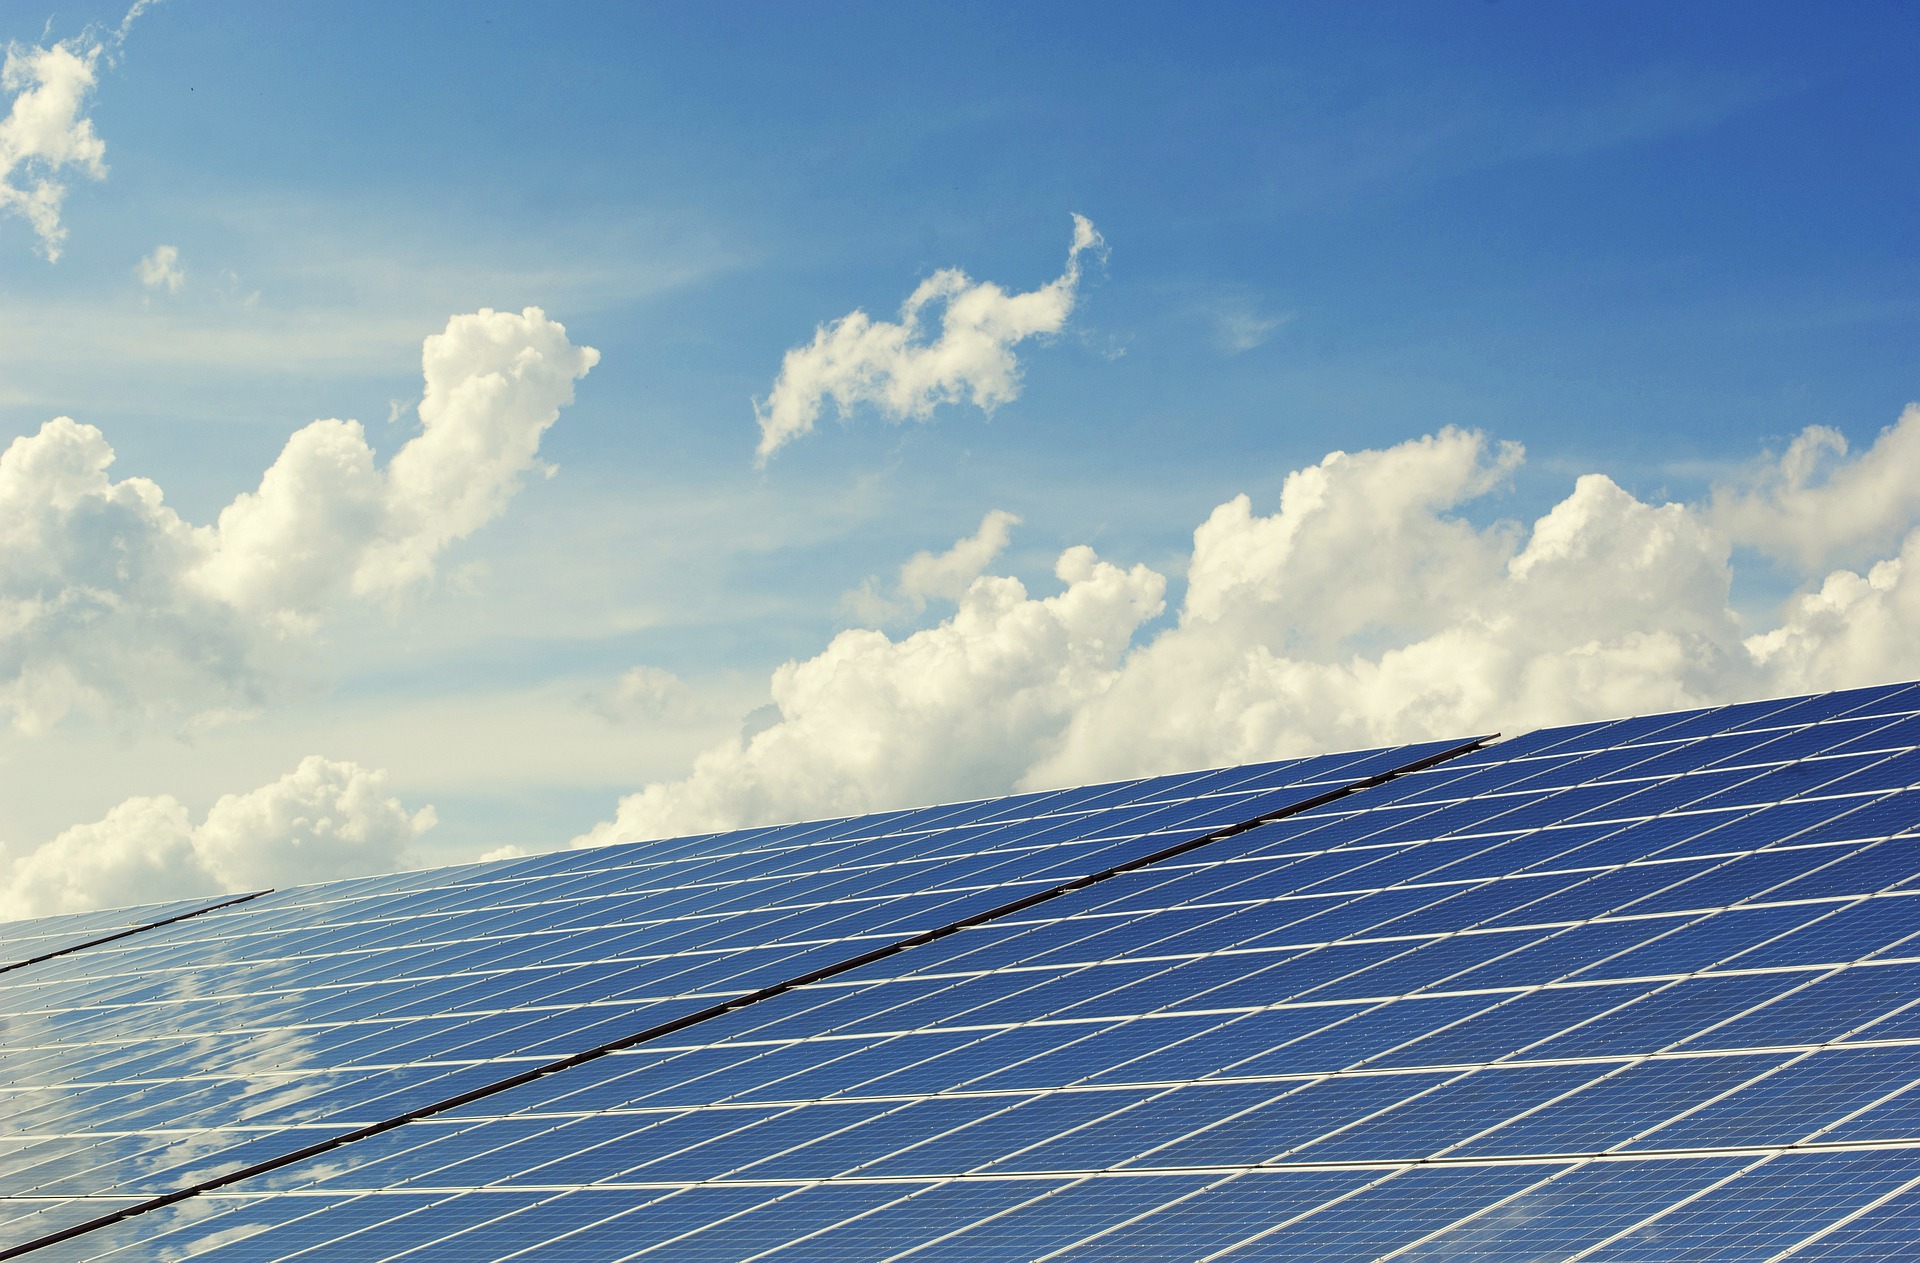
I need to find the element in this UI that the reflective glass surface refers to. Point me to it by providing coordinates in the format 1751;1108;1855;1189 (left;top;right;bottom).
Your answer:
12;681;1920;1259
0;741;1455;1256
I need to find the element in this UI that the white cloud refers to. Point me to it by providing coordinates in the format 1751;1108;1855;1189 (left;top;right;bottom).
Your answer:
589;665;703;724
754;214;1106;464
0;306;596;733
578;545;1164;844
0;38;109;260
1712;404;1920;573
584;409;1920;844
843;508;1022;623
0;755;433;920
136;243;184;292
1747;534;1920;696
1038;453;1754;785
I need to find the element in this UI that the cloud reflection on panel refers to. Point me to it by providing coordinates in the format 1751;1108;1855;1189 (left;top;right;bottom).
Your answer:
589;406;1920;844
0;307;597;736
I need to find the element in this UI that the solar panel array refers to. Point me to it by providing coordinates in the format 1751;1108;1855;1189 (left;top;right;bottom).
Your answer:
5;683;1920;1259
0;739;1461;1258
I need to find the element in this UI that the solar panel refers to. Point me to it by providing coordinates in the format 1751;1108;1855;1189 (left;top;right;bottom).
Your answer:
0;740;1469;1257
6;682;1920;1258
0;892;263;974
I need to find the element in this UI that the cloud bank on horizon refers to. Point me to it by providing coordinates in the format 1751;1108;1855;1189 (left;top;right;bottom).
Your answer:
582;405;1920;845
21;400;1919;917
0;755;433;919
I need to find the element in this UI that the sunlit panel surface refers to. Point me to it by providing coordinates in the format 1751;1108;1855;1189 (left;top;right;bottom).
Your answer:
10;683;1920;1258
0;741;1458;1256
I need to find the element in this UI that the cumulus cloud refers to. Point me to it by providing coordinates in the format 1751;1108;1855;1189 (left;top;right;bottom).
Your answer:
587;408;1920;843
577;545;1164;844
0;756;434;920
843;508;1022;623
1038;447;1754;784
754;215;1106;464
0;37;109;260
1712;405;1920;572
0;306;597;733
136;243;184;292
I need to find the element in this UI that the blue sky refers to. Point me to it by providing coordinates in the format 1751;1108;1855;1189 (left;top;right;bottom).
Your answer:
4;1;1920;910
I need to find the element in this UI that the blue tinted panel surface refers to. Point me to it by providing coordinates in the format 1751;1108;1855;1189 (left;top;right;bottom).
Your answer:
0;893;255;970
16;683;1920;1261
0;743;1441;1252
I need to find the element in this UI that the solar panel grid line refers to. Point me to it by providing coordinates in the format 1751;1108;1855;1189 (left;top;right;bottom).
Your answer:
727;1178;951;1263
480;1190;688;1263
27;1132;1920;1196
1328;840;1912;1067
1627;959;1920;1150
853;898;1746;985
1769;1168;1920;1261
1168;1074;1460;1172
605;1181;828;1262
1188;1166;1420;1262
1113;786;1904;955
1622;1048;1840;1155
1574;910;1916;1054
0;737;1488;1259
15;1128;1920;1243
0;786;1397;1013
1412;1059;1651;1165
11;932;1904;1120
69;1043;1910;1179
359;1189;607;1263
1302;958;1656;1075
1366;1157;1610;1263
847;1177;1066;1263
1787;1056;1920;1150
1026;1173;1318;1262
15;806;1159;975
1020;1171;1235;1263
840;763;1889;1167
180;1193;421;1263
1549;1152;1782;1263
307;905;1881;1159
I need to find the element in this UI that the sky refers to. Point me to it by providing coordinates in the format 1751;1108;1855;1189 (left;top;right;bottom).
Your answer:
3;0;1920;917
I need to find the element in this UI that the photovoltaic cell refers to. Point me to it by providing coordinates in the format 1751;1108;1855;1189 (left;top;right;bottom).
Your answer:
6;681;1920;1259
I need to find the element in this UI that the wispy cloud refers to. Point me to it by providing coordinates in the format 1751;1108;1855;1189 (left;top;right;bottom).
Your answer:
135;243;184;292
1207;293;1292;354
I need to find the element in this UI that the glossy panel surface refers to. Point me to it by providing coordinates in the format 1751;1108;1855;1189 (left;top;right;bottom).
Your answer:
17;682;1920;1259
0;742;1450;1254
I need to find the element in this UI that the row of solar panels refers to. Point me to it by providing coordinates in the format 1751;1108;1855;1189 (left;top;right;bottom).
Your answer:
3;683;1920;1259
